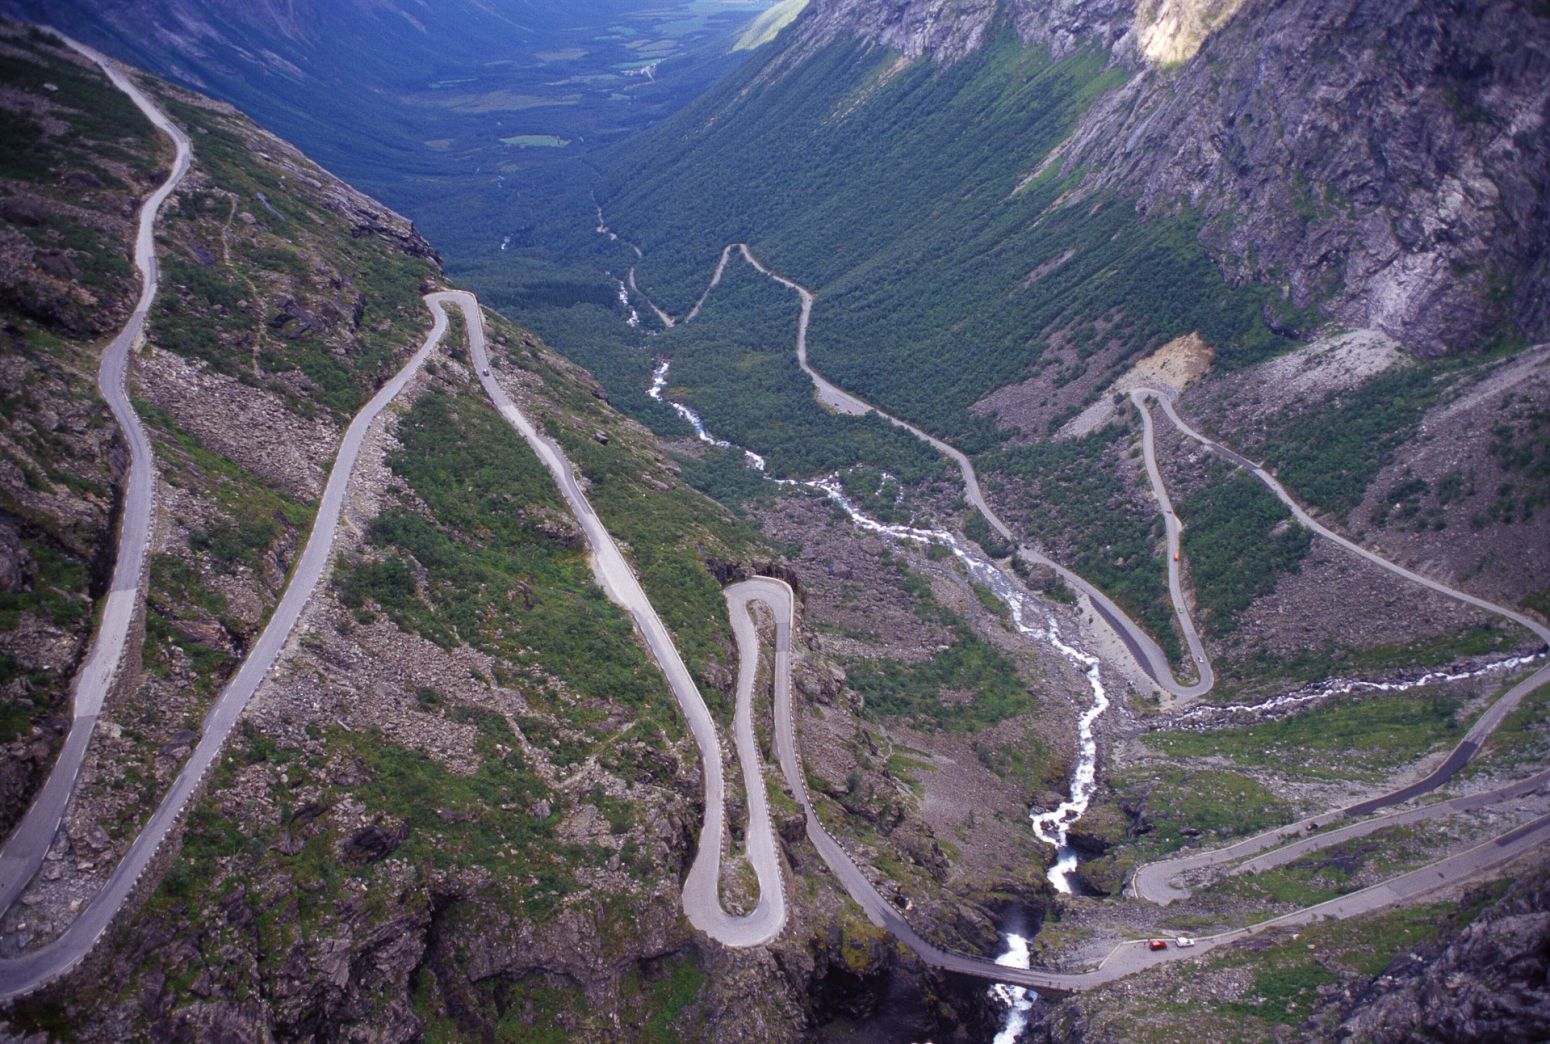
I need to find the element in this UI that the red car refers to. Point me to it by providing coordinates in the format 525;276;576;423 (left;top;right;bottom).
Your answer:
1148;939;1169;952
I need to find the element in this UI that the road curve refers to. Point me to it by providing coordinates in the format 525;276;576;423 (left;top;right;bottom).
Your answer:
1134;761;1550;905
450;291;787;947
730;576;1550;995
0;36;193;920
683;245;734;324
1131;391;1215;694
1143;389;1550;650
0;293;450;1002
693;243;1212;700
0;283;794;999
598;219;1209;698
1132;656;1550;904
1128;386;1550;903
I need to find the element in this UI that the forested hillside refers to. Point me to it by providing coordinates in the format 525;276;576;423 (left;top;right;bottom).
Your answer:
601;33;1298;449
4;3;1548;1041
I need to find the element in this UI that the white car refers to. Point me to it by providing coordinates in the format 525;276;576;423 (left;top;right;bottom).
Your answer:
1175;936;1196;948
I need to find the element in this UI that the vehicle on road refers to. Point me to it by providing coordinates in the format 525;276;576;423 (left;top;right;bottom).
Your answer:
1175;936;1196;948
482;367;490;376
1148;939;1168;952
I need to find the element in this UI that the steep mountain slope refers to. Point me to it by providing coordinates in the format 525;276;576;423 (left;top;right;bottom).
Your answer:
1056;0;1550;356
0;21;163;846
583;0;1548;651
5;4;1549;1041
782;0;1550;355
571;5;1550;1037
0;0;780;258
1028;868;1550;1041
0;26;1001;1041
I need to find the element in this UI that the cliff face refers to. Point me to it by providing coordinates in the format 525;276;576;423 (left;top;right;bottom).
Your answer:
787;0;1131;63
786;0;1550;356
1323;867;1550;1042
1059;0;1550;356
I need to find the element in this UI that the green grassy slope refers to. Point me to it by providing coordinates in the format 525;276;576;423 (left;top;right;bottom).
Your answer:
600;32;1302;451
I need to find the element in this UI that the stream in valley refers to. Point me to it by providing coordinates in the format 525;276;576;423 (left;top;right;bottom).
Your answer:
645;357;1108;884
1168;652;1544;728
639;358;1106;1036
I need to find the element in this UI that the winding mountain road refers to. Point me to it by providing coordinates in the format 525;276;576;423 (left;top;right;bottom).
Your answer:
0;197;792;1001
1131;390;1215;691
726;577;1550;995
0;280;793;1000
1141;387;1550;650
629;236;1550;975
0;281;449;1001
640;227;1550;968
1124;384;1550;899
453;291;787;948
6;80;1540;1006
0;36;191;920
1134;764;1550;905
639;240;1213;699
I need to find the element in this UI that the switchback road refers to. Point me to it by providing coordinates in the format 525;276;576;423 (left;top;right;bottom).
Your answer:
1133;763;1550;905
0;289;449;1001
452;291;787;948
0;285;792;1001
1128;384;1550;903
643;241;1213;700
0;36;191;920
10;126;1539;1005
725;577;1550;995
1140;388;1550;650
633;238;1550;959
1131;390;1215;692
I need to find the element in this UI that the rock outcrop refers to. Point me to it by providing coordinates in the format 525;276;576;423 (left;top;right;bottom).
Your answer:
1322;867;1550;1043
1057;0;1550;357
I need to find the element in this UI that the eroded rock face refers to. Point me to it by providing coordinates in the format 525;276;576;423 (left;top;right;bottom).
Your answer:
1323;867;1550;1042
1059;0;1550;356
1130;0;1247;64
800;0;1002;62
789;0;1134;63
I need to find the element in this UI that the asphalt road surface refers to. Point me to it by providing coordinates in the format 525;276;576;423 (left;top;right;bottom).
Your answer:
7;95;1539;1003
1134;763;1550;905
643;243;1214;701
1143;388;1550;650
0;36;192;921
1132;390;1215;692
730;576;1550;994
0;282;450;1001
1126;384;1550;902
452;291;787;947
638;238;1550;882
